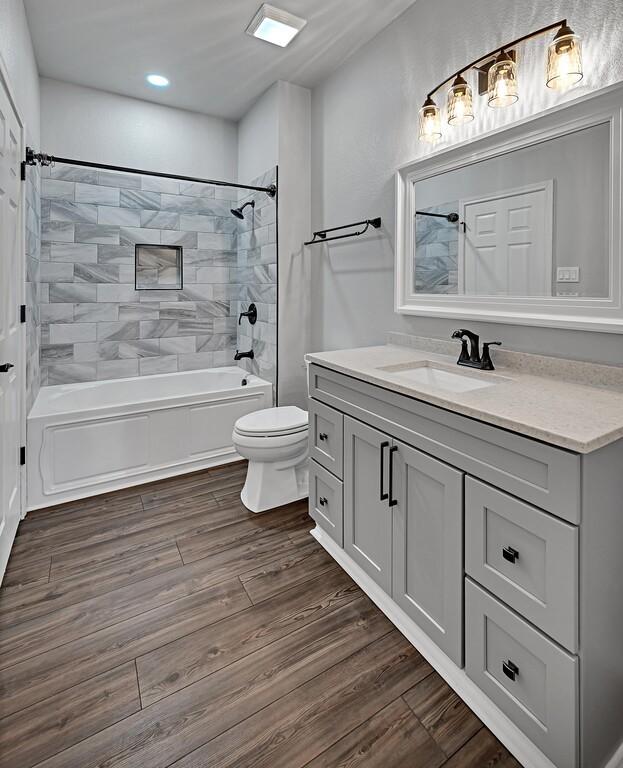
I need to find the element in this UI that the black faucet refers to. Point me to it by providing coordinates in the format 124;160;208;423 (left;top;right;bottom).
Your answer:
238;303;257;325
234;349;254;361
451;329;501;371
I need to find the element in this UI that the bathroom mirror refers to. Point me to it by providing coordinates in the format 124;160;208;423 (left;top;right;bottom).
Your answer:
395;84;623;331
135;244;183;290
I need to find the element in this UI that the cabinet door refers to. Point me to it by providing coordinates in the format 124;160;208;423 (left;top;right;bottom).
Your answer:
392;440;464;665
343;417;393;592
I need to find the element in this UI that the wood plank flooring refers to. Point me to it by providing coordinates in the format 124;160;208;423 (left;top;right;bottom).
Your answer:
0;462;523;768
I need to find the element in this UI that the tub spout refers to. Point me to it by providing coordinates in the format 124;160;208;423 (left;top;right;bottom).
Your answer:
235;349;254;361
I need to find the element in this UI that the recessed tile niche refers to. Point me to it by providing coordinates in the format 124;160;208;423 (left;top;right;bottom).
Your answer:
135;244;183;290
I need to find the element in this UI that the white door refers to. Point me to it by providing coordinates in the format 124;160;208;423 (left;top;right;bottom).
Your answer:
459;183;553;296
0;73;24;582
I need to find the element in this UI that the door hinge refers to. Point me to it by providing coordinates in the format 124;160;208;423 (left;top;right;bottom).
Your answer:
20;446;26;466
20;305;26;324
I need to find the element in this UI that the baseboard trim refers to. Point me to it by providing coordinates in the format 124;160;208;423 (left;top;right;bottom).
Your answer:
311;525;558;768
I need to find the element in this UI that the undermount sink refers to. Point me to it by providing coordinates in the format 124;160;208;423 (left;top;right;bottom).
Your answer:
377;361;498;393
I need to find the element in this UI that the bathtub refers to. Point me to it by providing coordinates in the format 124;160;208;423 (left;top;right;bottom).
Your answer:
27;367;272;510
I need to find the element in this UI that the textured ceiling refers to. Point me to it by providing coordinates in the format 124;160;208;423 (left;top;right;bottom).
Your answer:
24;0;418;120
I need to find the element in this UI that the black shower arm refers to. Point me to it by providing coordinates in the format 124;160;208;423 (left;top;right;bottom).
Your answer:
415;210;460;223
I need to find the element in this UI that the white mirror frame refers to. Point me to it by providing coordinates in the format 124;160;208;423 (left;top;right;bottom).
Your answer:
395;83;623;333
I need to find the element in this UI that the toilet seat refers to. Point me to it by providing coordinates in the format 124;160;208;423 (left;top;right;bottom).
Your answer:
234;406;308;438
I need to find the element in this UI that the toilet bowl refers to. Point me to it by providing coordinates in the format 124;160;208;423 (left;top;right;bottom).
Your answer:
232;406;309;513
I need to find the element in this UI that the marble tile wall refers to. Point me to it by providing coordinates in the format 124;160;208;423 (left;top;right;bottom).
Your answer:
25;166;41;411
414;202;459;295
234;168;278;396
38;163;244;385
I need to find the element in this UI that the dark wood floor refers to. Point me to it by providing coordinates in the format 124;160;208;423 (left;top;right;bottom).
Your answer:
0;461;522;768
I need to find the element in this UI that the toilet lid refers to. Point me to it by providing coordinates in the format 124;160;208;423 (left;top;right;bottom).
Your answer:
235;406;308;436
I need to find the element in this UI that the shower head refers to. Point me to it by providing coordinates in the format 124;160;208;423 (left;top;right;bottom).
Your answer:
230;200;255;219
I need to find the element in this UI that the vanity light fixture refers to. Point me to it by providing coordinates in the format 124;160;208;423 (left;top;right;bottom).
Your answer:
447;75;474;125
246;4;307;47
487;51;519;108
546;24;583;91
418;96;442;142
417;19;583;142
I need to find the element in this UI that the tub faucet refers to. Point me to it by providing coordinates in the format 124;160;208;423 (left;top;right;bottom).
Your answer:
235;349;254;361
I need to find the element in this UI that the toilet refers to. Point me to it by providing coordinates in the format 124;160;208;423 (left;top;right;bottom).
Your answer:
232;406;309;513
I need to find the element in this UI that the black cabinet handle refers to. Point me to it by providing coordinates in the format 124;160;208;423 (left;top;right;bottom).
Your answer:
379;441;389;501
502;546;519;564
318;496;328;507
318;432;328;442
502;660;519;681
388;445;398;507
0;363;14;373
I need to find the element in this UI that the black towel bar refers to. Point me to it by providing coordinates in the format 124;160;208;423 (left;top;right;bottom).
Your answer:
305;217;381;246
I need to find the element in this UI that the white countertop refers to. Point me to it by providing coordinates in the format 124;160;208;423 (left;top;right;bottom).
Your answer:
306;341;623;454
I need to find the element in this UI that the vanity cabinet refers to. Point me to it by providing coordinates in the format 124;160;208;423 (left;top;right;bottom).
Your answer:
308;361;623;768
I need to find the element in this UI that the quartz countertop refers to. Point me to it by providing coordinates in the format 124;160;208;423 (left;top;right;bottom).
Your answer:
306;342;623;453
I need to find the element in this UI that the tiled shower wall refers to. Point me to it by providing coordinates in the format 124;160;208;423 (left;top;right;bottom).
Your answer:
25;166;41;412
235;168;278;392
414;203;459;295
38;163;245;385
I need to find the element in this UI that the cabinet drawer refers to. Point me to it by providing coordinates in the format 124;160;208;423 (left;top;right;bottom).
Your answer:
309;399;344;478
465;579;578;768
465;478;578;652
309;459;343;546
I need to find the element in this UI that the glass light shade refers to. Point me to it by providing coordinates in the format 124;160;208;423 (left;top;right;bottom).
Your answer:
418;98;442;143
447;76;474;126
488;52;518;108
546;27;583;91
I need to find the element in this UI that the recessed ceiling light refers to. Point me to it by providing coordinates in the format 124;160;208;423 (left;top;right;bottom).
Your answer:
146;74;170;87
246;4;307;47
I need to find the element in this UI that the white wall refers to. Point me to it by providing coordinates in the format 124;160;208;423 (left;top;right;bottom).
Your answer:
0;0;39;142
276;81;311;408
40;78;237;180
237;80;312;408
237;83;279;186
311;0;623;364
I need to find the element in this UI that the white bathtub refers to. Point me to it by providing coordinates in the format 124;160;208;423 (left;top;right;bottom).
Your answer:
27;367;272;510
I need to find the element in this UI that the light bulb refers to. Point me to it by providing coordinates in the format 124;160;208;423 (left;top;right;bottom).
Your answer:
418;97;442;142
447;75;474;126
488;51;518;108
547;25;583;91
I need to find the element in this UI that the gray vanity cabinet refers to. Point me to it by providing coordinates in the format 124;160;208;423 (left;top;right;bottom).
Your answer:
391;440;464;665
308;361;623;768
343;417;393;592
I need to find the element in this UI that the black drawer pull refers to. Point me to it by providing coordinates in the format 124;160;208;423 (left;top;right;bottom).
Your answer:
502;660;519;681
388;445;398;507
502;546;519;564
380;441;389;501
318;496;328;507
318;432;328;441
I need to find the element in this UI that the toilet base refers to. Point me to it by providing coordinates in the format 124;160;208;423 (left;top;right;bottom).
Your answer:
240;458;309;513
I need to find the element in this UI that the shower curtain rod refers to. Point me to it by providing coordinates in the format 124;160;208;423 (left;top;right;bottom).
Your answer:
22;147;277;197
